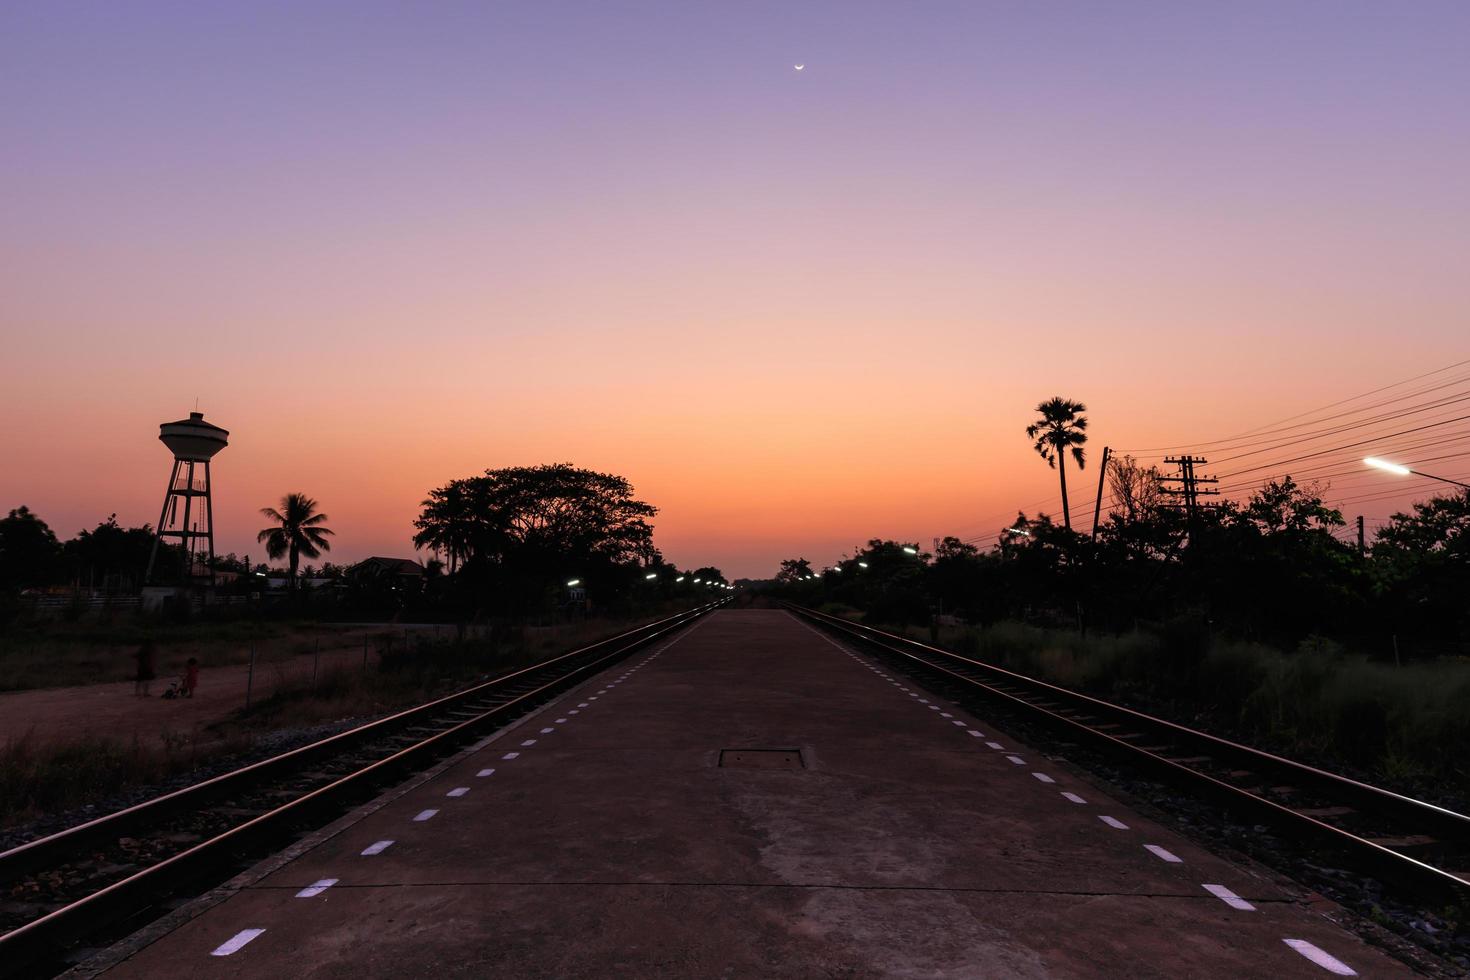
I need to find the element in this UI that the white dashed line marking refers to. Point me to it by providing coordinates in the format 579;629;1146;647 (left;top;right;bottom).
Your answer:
447;787;470;797
917;699;930;704
952;720;967;727
1098;814;1127;827
211;929;265;956
361;840;394;855
540;727;555;734
1203;884;1255;911
1032;772;1055;783
1006;755;1026;765
296;878;338;898
986;741;1005;750
413;809;439;822
1062;792;1088;804
966;729;983;736
1144;844;1182;863
578;703;589;707
1283;939;1357;975
555;718;568;723
476;768;495;777
940;712;953;718
927;705;940;711
502;752;520;760
569;710;580;715
521;739;537;746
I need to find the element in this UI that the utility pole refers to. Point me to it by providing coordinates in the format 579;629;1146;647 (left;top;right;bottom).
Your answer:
1357;515;1365;556
1091;446;1111;540
1159;455;1219;525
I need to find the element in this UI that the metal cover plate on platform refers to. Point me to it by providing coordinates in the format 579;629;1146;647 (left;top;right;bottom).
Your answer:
719;749;804;770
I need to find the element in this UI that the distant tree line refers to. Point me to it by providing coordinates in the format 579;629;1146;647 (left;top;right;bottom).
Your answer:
3;463;723;623
775;465;1470;659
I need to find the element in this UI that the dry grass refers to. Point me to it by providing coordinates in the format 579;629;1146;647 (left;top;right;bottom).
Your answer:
0;727;247;826
879;617;1470;801
1;607;686;828
0;618;377;692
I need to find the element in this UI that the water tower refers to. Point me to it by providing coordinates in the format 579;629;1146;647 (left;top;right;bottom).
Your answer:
145;411;229;588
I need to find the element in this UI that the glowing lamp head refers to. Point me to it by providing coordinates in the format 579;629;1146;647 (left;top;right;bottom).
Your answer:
1364;457;1412;477
566;578;581;587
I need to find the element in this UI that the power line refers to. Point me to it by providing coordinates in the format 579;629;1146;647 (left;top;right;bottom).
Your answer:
1114;356;1470;454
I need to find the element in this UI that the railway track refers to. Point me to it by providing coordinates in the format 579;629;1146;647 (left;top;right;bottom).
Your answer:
0;600;726;977
787;602;1470;911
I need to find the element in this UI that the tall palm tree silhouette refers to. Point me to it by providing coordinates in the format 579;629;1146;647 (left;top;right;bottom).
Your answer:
1025;398;1089;531
257;493;334;592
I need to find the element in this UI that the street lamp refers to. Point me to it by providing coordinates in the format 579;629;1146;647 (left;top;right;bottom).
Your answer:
566;578;581;587
645;573;658;580
857;561;868;568
1364;457;1470;490
676;576;685;582
1004;527;1032;538
902;546;918;555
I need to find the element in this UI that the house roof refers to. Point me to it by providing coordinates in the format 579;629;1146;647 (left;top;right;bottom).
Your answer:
359;556;425;576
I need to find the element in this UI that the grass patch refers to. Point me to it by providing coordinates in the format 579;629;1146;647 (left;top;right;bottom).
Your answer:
0;728;236;826
0;619;373;692
876;617;1470;803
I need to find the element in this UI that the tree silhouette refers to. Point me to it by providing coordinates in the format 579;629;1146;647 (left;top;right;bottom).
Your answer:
1025;397;1089;531
413;479;479;574
257;493;334;592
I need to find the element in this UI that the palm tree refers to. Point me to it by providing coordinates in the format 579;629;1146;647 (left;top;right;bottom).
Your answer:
1025;397;1089;531
257;493;334;592
412;479;477;575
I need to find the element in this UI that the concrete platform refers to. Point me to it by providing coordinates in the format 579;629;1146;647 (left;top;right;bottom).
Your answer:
89;610;1416;978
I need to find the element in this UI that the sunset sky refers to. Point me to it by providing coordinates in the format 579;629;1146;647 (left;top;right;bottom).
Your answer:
3;2;1468;579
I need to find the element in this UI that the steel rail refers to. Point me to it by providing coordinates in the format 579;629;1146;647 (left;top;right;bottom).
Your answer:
0;599;725;975
0;601;715;884
786;602;1470;908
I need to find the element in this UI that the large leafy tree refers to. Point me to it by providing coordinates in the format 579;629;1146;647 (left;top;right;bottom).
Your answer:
257;493;335;592
1372;490;1470;641
63;514;160;592
1025;397;1088;531
415;464;659;613
0;506;63;593
775;558;814;584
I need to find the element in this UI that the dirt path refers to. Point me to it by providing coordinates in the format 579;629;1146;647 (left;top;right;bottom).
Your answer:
0;645;375;745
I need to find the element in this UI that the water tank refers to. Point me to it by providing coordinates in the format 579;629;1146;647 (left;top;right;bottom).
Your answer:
159;412;229;461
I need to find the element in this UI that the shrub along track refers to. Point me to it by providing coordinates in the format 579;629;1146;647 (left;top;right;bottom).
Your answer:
786;602;1470;967
0;599;728;978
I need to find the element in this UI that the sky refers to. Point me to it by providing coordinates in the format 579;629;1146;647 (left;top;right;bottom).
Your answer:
3;1;1468;579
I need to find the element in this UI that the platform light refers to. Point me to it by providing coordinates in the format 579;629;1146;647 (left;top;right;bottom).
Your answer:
1364;456;1411;477
676;576;685;582
693;578;702;583
1004;527;1031;538
857;561;868;568
645;573;658;580
566;578;581;587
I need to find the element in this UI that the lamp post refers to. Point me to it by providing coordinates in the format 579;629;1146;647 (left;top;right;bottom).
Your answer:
1363;457;1470;490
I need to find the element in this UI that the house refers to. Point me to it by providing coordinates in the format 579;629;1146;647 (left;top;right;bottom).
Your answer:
355;557;427;590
